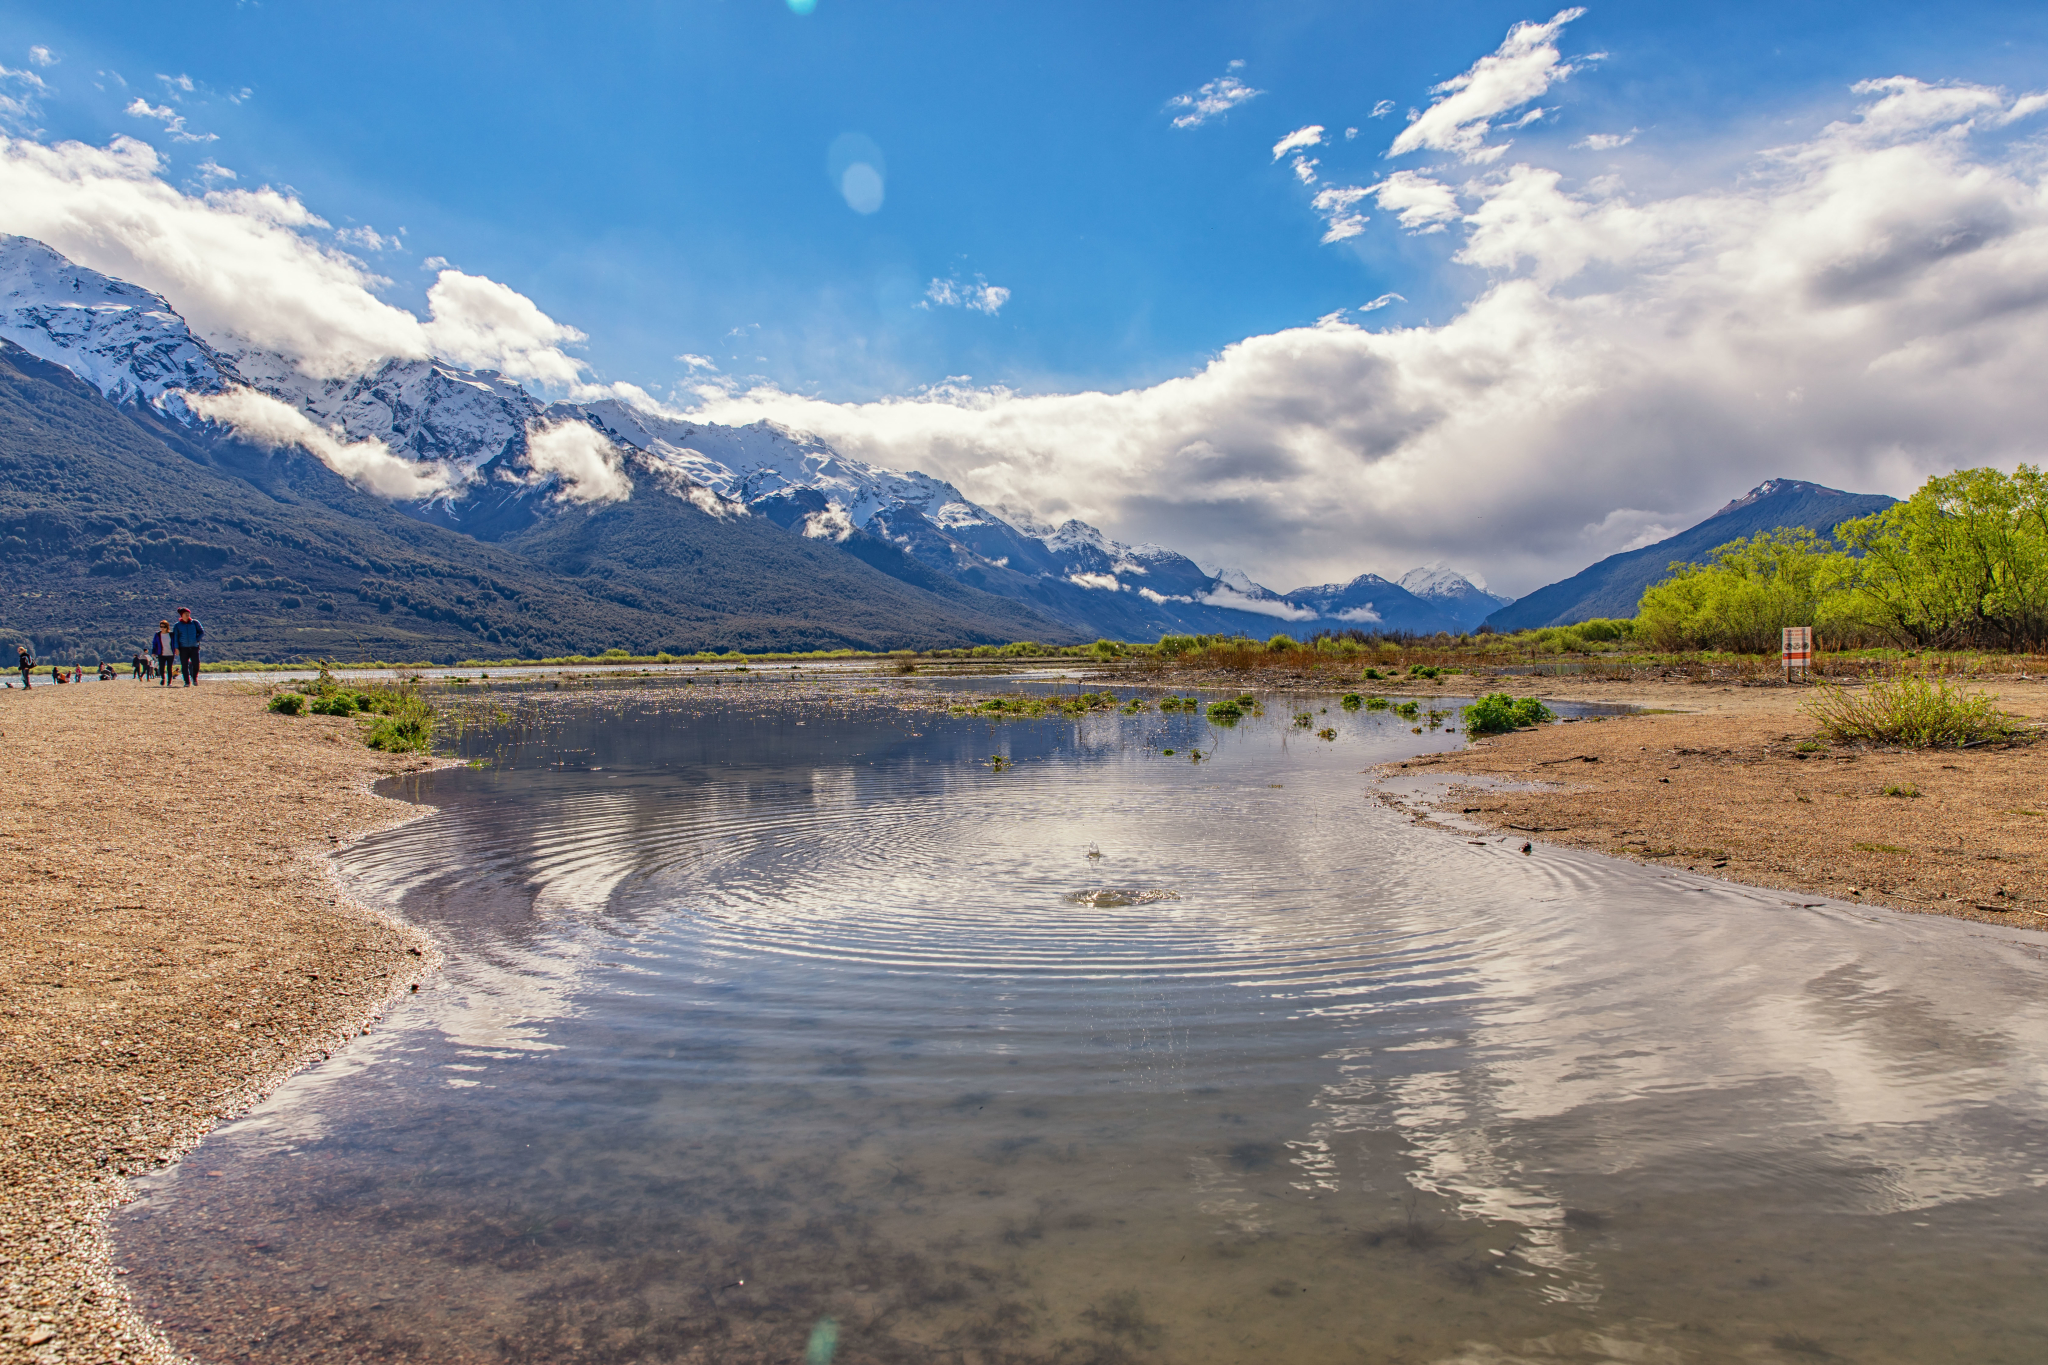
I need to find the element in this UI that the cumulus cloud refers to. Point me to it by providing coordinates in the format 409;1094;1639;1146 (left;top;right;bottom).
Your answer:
184;387;455;500
923;274;1010;315
681;77;2048;597
1365;170;1463;232
1167;71;1262;128
522;420;632;504
28;47;54;68
0;133;594;387
1389;8;1585;163
1068;571;1122;591
1272;125;1325;160
1291;156;1319;185
193;158;235;181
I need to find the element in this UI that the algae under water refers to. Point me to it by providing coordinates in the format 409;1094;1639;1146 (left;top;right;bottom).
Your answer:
115;682;2048;1364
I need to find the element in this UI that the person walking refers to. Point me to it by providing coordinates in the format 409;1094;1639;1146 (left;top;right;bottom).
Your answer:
148;620;176;687
171;608;204;687
15;645;30;689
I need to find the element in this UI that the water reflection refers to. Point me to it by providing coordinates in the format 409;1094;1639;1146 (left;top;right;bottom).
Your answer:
114;684;2048;1364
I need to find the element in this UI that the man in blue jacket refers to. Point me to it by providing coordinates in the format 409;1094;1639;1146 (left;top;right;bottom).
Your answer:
171;607;205;687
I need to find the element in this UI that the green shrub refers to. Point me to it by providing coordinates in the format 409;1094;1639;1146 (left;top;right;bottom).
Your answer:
1365;695;1391;711
1267;634;1296;651
309;693;358;716
1206;700;1244;723
1462;693;1555;735
1392;700;1421;719
1156;634;1200;658
364;712;432;752
1409;664;1439;679
1638;528;1862;653
1340;693;1364;710
1363;667;1384;680
1803;674;2024;748
268;692;306;715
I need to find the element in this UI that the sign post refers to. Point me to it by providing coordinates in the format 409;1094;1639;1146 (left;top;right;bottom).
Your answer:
1782;625;1813;682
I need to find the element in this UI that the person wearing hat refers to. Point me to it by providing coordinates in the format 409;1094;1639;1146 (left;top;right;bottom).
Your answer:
170;608;205;687
148;619;177;687
15;644;30;689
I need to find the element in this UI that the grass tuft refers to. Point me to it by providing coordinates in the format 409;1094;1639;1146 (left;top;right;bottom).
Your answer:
1803;674;2024;748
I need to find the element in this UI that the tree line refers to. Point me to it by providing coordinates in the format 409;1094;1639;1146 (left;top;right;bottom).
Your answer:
1638;466;2048;652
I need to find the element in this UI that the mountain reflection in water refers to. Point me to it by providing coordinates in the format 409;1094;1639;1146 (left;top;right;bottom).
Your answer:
114;683;2048;1365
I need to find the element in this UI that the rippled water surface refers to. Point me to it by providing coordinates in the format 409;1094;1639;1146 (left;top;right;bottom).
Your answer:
115;682;2048;1364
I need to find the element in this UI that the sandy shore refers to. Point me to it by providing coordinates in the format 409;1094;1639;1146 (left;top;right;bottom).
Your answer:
1370;675;2048;930
0;682;439;1364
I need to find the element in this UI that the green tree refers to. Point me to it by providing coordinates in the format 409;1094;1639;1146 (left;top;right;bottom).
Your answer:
1835;465;2048;650
1637;528;1862;653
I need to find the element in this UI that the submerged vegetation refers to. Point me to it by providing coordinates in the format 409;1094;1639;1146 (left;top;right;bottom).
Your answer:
1462;694;1556;735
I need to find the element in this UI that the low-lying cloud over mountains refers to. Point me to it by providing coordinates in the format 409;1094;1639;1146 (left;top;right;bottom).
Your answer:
3;23;2045;601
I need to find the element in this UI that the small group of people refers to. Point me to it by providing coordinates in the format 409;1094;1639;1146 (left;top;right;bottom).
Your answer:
12;607;205;690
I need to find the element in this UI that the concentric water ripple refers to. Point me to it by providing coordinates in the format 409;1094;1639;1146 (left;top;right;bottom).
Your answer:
114;684;2048;1365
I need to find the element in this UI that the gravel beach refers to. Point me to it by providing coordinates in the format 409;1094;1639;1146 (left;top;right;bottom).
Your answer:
0;681;439;1365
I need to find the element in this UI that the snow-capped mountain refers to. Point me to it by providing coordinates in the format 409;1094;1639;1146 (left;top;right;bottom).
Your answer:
0;236;234;406
1394;563;1514;631
0;234;1478;643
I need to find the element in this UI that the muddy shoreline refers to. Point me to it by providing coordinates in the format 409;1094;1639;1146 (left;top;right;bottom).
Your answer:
0;684;441;1365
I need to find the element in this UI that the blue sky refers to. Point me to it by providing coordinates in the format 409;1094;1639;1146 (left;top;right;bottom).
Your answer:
7;0;2047;403
6;2;2048;592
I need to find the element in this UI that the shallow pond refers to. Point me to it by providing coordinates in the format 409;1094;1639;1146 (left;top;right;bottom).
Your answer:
115;682;2048;1364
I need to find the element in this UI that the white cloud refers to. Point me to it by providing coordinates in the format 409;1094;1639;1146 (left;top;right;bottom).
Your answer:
1370;101;1396;119
1309;185;1370;242
1068;572;1122;591
1366;170;1463;232
0;64;46;127
801;505;853;540
1389;8;1585;163
1576;130;1637;150
1138;586;1192;604
681;78;2048;597
1360;293;1405;312
522;419;632;504
158;73;194;93
184;388;455;500
123;94;215;143
923;274;1010;315
1345;127;1359;140
28;47;55;68
1334;605;1383;624
1272;125;1325;160
1198;586;1317;621
194;158;235;181
676;353;717;370
1167;73;1262;129
0;134;597;389
335;225;397;250
1292;156;1319;185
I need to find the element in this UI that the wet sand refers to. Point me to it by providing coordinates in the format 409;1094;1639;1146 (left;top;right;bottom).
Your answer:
1374;675;2048;929
0;682;438;1364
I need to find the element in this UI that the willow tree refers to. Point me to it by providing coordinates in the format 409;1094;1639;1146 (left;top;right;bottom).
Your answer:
1836;466;2048;650
1636;528;1863;653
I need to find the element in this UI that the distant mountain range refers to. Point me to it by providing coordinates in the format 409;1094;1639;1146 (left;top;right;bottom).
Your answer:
1482;478;1900;631
0;234;1507;659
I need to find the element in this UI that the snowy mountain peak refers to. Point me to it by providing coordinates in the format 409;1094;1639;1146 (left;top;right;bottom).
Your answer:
0;234;235;405
1397;562;1495;600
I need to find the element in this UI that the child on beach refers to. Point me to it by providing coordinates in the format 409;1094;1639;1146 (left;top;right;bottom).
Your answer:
149;620;175;687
